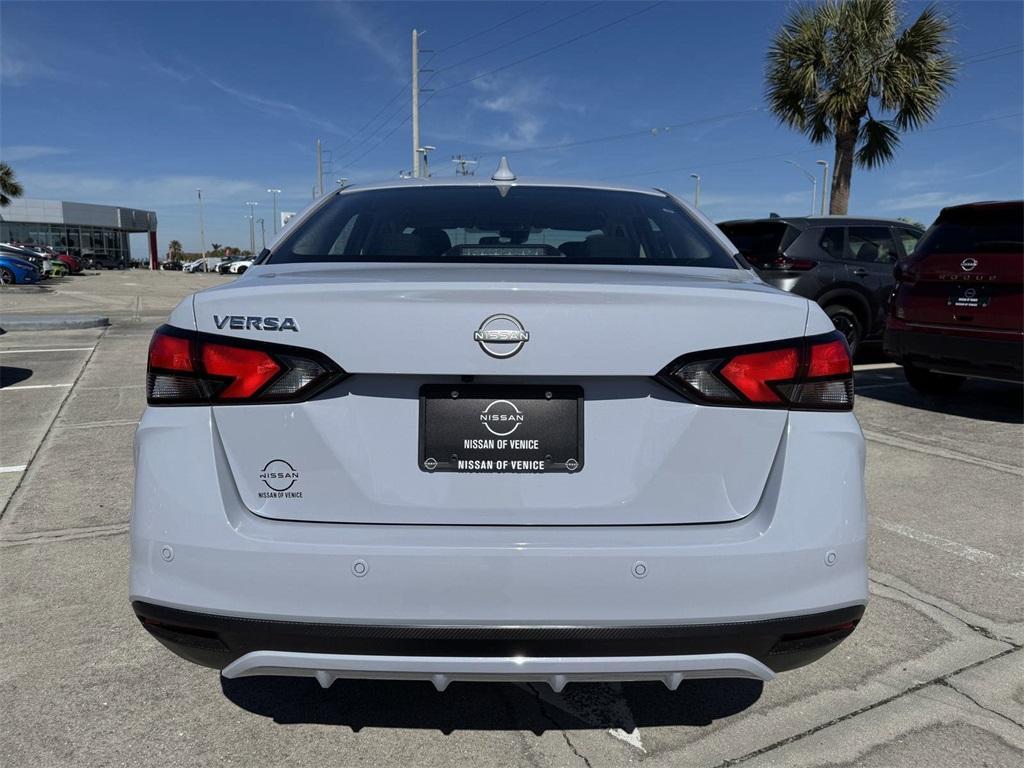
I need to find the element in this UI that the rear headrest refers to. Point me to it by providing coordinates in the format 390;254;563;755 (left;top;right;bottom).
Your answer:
366;233;424;257
412;228;452;257
585;234;638;260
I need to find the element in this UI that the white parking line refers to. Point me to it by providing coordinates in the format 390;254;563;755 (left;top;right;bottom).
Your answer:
0;465;28;474
875;519;1024;579
0;383;73;391
0;347;95;354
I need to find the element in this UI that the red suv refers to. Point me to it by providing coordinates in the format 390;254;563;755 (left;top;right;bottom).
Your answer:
885;201;1023;393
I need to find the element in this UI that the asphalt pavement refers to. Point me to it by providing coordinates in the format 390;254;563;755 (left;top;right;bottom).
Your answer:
1;270;1021;767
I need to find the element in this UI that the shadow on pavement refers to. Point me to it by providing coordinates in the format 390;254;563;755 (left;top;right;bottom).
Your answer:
221;676;763;732
856;368;1023;424
0;366;33;388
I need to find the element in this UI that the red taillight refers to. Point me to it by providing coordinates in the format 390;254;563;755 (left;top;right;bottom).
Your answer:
146;325;342;405
148;332;194;372
770;256;817;271
660;331;854;410
720;347;799;403
202;343;281;399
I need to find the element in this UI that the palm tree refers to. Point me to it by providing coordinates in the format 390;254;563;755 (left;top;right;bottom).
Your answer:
0;162;24;207
168;240;183;260
765;0;956;214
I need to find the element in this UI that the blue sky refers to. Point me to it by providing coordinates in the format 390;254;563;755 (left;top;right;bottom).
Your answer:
1;0;1022;256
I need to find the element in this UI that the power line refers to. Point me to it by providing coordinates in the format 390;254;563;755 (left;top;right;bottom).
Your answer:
603;111;1024;181
431;2;604;77
428;1;665;97
434;3;550;54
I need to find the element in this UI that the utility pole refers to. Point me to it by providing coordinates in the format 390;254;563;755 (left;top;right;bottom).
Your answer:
452;155;478;176
689;173;701;208
257;218;266;250
267;188;281;234
196;188;207;268
316;139;324;196
245;201;258;254
816;160;829;215
412;29;420;177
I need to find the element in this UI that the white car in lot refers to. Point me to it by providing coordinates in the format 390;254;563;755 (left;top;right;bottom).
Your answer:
131;163;867;691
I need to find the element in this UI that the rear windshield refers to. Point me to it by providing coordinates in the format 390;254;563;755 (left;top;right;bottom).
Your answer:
916;204;1023;255
716;221;800;266
268;186;738;269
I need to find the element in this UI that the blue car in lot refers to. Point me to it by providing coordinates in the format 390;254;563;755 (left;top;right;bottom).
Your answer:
0;249;42;285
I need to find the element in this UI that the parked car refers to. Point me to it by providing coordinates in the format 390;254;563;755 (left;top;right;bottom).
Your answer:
1;243;50;278
0;251;41;285
183;257;224;273
161;260;184;271
53;251;83;274
717;216;924;355
132;169;867;689
47;258;68;278
83;253;125;270
228;258;254;274
885;201;1023;392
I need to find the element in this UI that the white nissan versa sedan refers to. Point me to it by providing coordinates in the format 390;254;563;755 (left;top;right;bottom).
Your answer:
131;161;867;691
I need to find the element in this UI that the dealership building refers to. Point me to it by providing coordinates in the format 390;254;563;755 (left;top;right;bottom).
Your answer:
0;198;159;267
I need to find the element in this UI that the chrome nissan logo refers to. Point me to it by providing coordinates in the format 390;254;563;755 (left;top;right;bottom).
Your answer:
961;258;978;272
474;314;529;358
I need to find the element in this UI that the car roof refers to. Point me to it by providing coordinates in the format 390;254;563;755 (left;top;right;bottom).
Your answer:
337;176;668;198
717;215;921;229
938;200;1023;215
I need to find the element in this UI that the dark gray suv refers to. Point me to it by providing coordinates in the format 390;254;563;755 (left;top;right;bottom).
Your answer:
718;217;924;355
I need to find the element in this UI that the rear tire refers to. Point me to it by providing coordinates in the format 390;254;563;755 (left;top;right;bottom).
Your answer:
825;305;863;357
0;267;14;285
903;363;965;395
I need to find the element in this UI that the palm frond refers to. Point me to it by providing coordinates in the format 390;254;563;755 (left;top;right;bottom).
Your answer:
855;117;901;168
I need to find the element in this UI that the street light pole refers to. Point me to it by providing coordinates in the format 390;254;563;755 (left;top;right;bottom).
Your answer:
267;188;281;234
257;218;266;250
245;201;258;254
815;160;830;216
689;173;701;208
196;188;207;269
784;160;817;216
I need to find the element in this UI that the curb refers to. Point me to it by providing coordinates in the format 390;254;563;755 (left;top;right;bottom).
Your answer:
0;314;111;331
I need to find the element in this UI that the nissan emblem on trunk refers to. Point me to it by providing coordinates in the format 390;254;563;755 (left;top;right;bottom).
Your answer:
474;314;529;358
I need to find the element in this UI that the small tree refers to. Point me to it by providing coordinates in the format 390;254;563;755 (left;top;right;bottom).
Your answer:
167;240;184;260
765;0;956;214
0;162;24;207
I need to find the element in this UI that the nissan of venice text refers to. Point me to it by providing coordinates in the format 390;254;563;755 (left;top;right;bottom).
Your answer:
130;160;867;692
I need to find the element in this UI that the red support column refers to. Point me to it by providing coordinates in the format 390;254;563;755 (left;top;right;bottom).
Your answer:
148;230;159;270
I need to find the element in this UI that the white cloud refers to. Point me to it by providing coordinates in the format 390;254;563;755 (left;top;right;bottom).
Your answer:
0;43;60;86
0;145;69;162
328;2;406;80
208;79;342;134
876;191;988;211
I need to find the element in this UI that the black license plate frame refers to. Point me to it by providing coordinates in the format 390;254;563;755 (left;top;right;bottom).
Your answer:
418;384;584;473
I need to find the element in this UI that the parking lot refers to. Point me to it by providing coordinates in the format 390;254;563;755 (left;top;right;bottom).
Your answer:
1;270;1021;767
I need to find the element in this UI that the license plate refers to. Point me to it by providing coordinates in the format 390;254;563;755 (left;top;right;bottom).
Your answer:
948;285;990;308
419;384;583;473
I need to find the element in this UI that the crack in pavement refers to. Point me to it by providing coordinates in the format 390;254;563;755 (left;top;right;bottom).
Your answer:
862;428;1023;477
526;684;594;768
0;522;129;547
869;575;1023;647
713;646;1021;767
935;678;1024;731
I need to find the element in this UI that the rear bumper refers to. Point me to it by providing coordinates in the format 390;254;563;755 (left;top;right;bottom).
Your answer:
134;600;863;686
130;406;868;682
884;324;1023;382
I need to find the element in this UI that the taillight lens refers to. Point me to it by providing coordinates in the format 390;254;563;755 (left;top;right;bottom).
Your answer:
769;256;817;271
659;331;853;410
146;325;343;405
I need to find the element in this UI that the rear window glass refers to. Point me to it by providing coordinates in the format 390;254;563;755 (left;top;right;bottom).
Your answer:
269;186;738;269
917;205;1024;255
717;222;799;265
